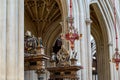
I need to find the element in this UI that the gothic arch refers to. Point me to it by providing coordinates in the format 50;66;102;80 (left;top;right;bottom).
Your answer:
90;1;116;80
44;0;68;56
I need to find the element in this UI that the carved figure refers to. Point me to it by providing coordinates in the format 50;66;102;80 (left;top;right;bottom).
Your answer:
72;51;77;59
51;52;57;61
24;31;38;55
57;45;70;66
38;37;43;48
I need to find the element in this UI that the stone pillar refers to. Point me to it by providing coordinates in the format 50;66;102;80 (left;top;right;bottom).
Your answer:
85;0;93;80
97;42;111;80
103;43;111;80
97;43;104;80
0;0;24;80
18;0;24;80
24;71;38;80
0;0;7;80
86;19;92;80
108;43;116;80
6;0;24;80
7;0;18;79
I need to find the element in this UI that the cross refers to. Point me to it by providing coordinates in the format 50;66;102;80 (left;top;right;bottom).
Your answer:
112;48;120;70
65;27;82;50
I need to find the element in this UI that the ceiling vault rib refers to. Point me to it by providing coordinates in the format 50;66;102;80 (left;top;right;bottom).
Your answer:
34;0;38;19
41;2;45;20
45;2;56;20
25;0;62;38
25;0;35;20
34;0;39;37
41;2;56;34
49;9;60;21
51;13;61;22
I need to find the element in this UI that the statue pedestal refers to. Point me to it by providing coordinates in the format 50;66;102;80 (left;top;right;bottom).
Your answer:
50;60;56;67
70;58;77;66
24;54;49;70
24;44;49;70
36;46;45;55
47;66;83;80
47;46;83;80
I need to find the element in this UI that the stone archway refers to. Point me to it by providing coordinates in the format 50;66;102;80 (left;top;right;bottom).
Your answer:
24;0;68;80
90;3;111;80
24;0;68;57
44;0;68;58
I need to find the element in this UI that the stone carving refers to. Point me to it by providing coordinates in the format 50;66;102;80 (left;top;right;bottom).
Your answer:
71;51;77;59
56;45;70;66
24;31;38;56
51;52;57;61
38;37;43;48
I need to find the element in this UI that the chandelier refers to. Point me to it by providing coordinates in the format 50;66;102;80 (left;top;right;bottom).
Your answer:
47;0;83;80
112;0;120;70
112;48;120;70
63;0;82;50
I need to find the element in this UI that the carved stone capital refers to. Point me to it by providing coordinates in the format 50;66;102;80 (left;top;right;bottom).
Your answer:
86;18;92;24
108;42;113;46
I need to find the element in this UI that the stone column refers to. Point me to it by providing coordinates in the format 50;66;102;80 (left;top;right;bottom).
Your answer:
0;0;7;80
18;0;24;80
86;19;92;80
103;43;111;80
97;42;111;80
24;71;38;80
85;0;93;80
108;42;116;80
6;0;19;79
77;0;87;79
97;43;104;80
0;0;24;80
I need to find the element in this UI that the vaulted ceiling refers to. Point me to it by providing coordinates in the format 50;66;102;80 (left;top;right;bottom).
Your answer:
24;0;62;37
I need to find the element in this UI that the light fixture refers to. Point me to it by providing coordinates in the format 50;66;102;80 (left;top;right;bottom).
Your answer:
64;0;82;50
112;0;120;70
47;1;83;80
112;48;120;70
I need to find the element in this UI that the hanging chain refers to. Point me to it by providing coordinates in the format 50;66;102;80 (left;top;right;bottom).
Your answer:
70;0;73;26
112;0;120;71
113;0;118;49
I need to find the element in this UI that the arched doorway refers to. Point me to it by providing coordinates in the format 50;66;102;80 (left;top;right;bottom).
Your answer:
90;3;111;80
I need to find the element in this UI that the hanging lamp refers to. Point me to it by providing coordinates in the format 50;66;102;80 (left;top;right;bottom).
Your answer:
112;0;120;70
65;0;82;50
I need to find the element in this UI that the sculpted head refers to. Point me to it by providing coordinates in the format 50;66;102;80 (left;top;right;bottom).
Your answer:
25;31;31;37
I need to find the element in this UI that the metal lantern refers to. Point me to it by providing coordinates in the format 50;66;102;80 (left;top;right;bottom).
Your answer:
65;26;79;50
112;48;120;70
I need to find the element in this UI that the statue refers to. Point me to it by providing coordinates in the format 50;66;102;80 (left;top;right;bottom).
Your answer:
38;37;43;48
24;31;38;55
72;51;77;59
25;30;31;37
51;52;57;61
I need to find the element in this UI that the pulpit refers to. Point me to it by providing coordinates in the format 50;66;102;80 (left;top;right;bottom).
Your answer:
47;66;82;80
47;46;83;80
